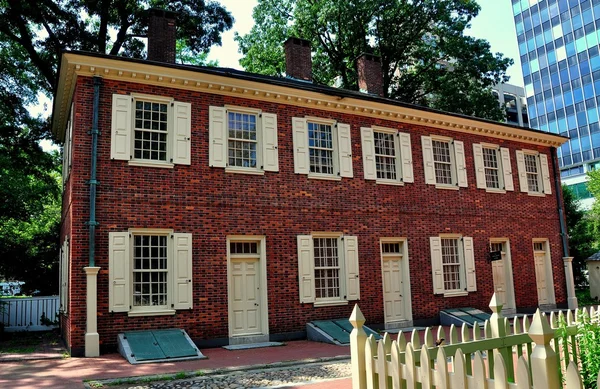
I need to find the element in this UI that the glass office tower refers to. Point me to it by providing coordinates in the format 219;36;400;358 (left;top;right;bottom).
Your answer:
512;0;600;206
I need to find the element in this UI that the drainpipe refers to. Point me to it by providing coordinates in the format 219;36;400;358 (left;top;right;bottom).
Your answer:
551;147;577;309
85;76;102;357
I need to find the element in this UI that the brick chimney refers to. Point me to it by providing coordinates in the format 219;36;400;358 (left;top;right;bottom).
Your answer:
357;53;384;97
284;37;312;82
147;8;177;63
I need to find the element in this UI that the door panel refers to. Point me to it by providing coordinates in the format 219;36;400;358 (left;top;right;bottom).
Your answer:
231;258;261;336
382;257;405;323
491;257;507;307
534;253;549;305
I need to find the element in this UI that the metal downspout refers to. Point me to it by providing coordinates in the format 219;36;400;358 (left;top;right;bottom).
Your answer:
89;76;102;266
551;147;569;257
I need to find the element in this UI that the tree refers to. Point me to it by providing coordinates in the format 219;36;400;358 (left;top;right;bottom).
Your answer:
562;185;596;287
235;0;513;121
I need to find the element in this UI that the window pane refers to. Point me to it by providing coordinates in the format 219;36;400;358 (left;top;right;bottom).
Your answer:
432;140;453;185
308;123;334;175
441;239;461;291
524;154;541;192
313;238;340;299
374;132;397;180
133;234;168;307
482;148;501;189
133;100;168;161
227;112;258;168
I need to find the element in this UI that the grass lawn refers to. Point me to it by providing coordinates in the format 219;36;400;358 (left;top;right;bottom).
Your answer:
0;330;62;355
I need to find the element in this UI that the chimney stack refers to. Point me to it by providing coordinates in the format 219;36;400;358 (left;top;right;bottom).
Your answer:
284;37;312;82
357;53;384;97
147;8;177;63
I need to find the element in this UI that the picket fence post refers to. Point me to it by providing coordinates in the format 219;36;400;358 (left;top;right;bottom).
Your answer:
528;309;560;389
350;304;367;389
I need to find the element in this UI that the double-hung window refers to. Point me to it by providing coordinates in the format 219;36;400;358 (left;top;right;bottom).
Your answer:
108;230;193;316
473;143;514;192
422;136;468;188
430;235;476;296
361;126;414;184
111;94;191;167
292;117;353;179
209;106;279;173
516;150;552;195
59;238;69;313
297;234;359;305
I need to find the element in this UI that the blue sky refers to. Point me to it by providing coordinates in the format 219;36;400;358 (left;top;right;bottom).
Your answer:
208;0;524;87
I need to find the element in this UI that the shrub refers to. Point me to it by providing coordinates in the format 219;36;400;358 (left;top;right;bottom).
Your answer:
575;312;600;387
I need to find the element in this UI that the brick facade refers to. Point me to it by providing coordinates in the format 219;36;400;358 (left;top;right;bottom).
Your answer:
60;74;567;356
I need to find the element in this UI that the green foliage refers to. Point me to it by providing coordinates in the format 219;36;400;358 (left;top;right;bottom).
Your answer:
562;185;597;286
575;313;600;387
236;0;512;121
576;288;598;306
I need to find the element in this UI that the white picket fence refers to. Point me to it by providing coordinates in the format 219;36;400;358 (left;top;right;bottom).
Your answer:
1;296;60;332
349;294;600;389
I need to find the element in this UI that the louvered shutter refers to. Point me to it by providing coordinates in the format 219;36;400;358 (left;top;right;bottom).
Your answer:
399;132;414;183
430;237;444;294
172;102;191;165
111;94;132;160
59;239;69;314
539;154;552;194
473;144;486;189
262;113;279;172
516;150;529;193
422;136;436;185
208;106;227;167
454;140;468;187
173;233;193;310
109;232;130;312
344;236;360;300
297;235;315;303
463;237;477;292
500;148;514;191
361;127;377;180
292;118;310;174
337;123;353;177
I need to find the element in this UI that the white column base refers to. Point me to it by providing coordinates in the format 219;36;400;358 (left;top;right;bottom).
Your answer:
567;297;578;310
85;332;100;357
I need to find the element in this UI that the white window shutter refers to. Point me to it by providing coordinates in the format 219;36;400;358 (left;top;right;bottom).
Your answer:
454;140;468;187
111;94;132;160
500;148;514;191
422;136;436;185
473;143;486;189
399;132;414;183
59;239;69;314
109;232;130;312
292;117;310;174
344;236;360;301
172;101;191;165
430;237;444;294
208;106;227;168
463;237;477;292
262;113;279;172
297;235;315;303
539;154;552;195
361;127;377;180
516;150;528;193
337;123;353;178
173;233;193;310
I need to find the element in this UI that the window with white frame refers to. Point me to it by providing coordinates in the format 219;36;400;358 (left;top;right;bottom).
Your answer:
361;127;414;183
108;230;193;316
110;94;191;166
516;150;552;195
473;144;514;192
62;106;74;184
430;236;476;295
422;136;467;188
293;117;353;179
59;238;69;313
297;234;359;305
209;106;279;173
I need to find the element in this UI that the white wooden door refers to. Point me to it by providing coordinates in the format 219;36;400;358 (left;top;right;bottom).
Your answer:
230;258;262;336
491;258;507;307
534;252;549;305
382;256;405;323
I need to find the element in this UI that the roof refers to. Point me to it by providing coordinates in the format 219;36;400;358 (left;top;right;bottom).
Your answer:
587;251;600;261
51;51;568;148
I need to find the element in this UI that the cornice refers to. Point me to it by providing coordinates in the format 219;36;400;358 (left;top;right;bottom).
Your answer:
52;53;566;148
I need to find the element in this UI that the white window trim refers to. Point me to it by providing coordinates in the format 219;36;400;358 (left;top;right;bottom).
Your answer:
523;150;543;194
517;149;551;196
430;135;458;189
379;237;413;323
439;234;465;295
306;117;340;180
129;94;175;169
224;105;264;175
62;105;74;184
479;143;506;193
372;126;404;185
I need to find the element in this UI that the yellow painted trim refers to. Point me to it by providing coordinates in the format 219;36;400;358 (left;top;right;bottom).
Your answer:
53;53;567;149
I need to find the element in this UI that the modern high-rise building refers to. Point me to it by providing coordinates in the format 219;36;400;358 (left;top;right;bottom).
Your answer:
492;83;530;127
512;0;600;204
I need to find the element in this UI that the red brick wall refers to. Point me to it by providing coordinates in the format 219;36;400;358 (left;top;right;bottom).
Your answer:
64;76;567;352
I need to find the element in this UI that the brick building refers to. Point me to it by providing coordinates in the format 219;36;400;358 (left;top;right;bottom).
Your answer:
52;12;574;357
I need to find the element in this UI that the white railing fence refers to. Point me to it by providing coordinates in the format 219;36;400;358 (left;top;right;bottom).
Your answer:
0;296;60;332
349;294;600;389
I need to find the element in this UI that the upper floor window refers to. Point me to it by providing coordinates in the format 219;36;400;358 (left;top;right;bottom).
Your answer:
110;93;191;167
209;106;279;174
422;136;468;188
361;126;414;184
293;117;353;179
516;150;553;195
473;144;514;192
430;235;476;296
